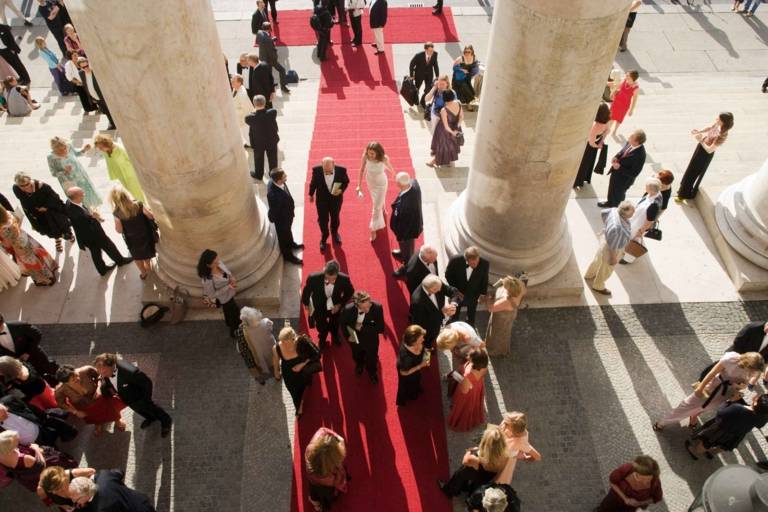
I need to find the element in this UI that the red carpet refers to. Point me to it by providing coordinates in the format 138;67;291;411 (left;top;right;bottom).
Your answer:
270;7;459;46
290;44;452;512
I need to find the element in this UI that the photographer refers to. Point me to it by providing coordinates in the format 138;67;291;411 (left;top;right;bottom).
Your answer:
484;275;527;356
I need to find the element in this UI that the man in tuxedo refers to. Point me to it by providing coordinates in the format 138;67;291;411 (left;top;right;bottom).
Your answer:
445;246;490;326
267;168;303;265
0;23;30;85
313;0;333;62
245;95;279;180
0;314;58;380
309;157;349;252
65;187;132;276
340;291;384;383
598;129;647;208
94;353;172;438
256;22;290;94
727;320;768;356
236;53;254;101
369;0;387;55
301;260;355;347
391;173;423;276
404;244;438;294
70;471;156;512
251;0;269;35
0;396;78;446
78;57;116;130
410;275;457;348
247;54;276;108
409;42;440;109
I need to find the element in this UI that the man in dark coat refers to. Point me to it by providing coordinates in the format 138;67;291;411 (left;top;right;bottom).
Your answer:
245;94;279;180
94;353;173;438
403;244;438;294
267;168;302;264
0;314;58;381
309;157;349;252
598;129;647;208
444;246;490;326
313;1;333;62
0;23;30;85
409;43;440;109
65;187;132;276
301;259;355;347
0;395;78;446
248;54;276;108
251;0;269;35
340;291;385;383
410;274;457;348
390;173;423;276
727;320;768;356
78;57;116;130
70;470;156;512
370;0;387;55
256;22;290;93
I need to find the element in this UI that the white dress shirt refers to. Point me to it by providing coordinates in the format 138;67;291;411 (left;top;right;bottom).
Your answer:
420;256;436;275
356;308;365;330
466;263;474;281
2;413;39;445
84;72;100;100
423;287;439;309
759;334;768;354
324;170;335;192
0;329;14;353
109;372;118;391
324;281;335;310
64;60;80;82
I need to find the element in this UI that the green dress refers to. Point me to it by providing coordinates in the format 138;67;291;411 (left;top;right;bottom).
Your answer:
102;145;145;202
47;144;102;210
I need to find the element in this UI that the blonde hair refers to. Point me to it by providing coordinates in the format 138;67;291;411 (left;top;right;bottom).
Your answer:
39;466;69;494
50;136;68;152
502;411;527;436
0;430;18;455
499;276;523;300
0;206;11;224
278;327;297;342
93;133;115;151
34;37;47;49
13;171;32;187
477;426;508;473
109;186;140;219
738;352;765;372
0;356;23;380
63;24;75;34
305;430;346;478
436;328;460;351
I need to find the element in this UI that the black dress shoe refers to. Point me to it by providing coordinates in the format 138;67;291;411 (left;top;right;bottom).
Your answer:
320;240;327;252
285;256;303;265
24;20;33;26
432;9;442;15
332;232;342;244
250;172;263;180
107;124;117;130
374;51;385;55
99;264;116;276
140;419;157;430
392;267;406;277
118;257;134;266
281;87;291;94
292;243;304;249
596;201;610;207
370;374;379;384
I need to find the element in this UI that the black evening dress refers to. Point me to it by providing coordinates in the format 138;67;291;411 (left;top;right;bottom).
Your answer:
13;181;72;240
277;343;308;410
396;344;424;406
116;202;156;260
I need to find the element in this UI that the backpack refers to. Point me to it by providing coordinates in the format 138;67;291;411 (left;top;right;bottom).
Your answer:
310;13;322;30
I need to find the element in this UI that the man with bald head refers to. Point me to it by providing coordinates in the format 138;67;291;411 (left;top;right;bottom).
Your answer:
309;157;349;252
64;187;132;276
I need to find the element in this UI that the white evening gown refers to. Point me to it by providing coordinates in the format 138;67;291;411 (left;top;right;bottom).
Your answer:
0;249;21;291
365;159;388;231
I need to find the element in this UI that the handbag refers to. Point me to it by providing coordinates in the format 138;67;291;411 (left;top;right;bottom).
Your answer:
644;222;662;241
624;239;648;258
399;76;419;107
140;203;159;242
455;130;465;146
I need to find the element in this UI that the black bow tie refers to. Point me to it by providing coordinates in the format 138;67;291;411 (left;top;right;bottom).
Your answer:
0;332;6;335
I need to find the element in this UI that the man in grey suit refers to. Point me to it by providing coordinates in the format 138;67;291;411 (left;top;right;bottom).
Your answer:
256;22;290;94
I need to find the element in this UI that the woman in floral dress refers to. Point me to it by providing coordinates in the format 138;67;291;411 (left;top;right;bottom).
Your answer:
0;206;57;286
47;136;101;211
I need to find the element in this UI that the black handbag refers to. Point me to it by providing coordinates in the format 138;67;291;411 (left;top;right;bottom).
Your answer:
644;222;662;241
455;131;465;146
400;76;419;107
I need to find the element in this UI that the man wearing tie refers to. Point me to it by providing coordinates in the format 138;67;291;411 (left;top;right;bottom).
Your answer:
301;260;355;347
409;42;440;109
65;187;132;276
598;129;647;208
445;246;490;327
340;291;385;383
404;244;438;295
251;0;269;36
245;94;279;180
0;314;58;381
391;173;423;277
309;157;349;252
248;54;276;109
267;168;303;265
410;275;457;349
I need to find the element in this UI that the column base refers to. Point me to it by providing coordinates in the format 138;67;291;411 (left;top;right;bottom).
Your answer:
715;176;768;270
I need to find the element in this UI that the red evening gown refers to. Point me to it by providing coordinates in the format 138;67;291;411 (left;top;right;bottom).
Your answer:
609;80;638;123
448;367;485;432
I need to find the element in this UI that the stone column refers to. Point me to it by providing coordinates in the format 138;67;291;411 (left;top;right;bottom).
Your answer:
444;0;632;285
716;158;768;269
65;0;280;294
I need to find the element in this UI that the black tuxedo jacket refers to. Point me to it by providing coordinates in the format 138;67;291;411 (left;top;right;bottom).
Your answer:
340;302;384;349
445;255;490;299
409;51;439;83
100;360;153;406
405;254;438;295
728;321;768;356
611;144;646;184
409;285;450;345
84;469;156;512
370;0;387;28
251;9;269;34
0;395;42;424
309;165;349;204
301;272;355;321
65;200;106;250
266;181;294;226
390;180;423;242
245;108;279;148
0;395;77;443
0;24;20;53
0;321;42;360
251;61;276;97
79;70;106;103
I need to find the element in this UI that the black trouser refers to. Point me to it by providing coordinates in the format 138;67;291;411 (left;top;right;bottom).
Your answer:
334;0;346;23
316;199;342;242
350;14;362;44
434;0;443;10
451;294;480;326
252;143;278;179
351;340;379;376
72;84;96;112
221;297;240;336
317;29;331;61
266;0;277;21
442;465;491;497
313;310;340;344
127;397;172;428
86;236;126;275
414;77;431;109
606;174;633;207
92;97;116;128
275;221;296;259
397;238;415;264
677;143;714;200
0;48;30;84
268;60;287;88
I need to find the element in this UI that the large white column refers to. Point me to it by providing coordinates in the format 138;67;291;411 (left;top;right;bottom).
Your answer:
444;0;632;285
66;0;280;293
716;159;768;269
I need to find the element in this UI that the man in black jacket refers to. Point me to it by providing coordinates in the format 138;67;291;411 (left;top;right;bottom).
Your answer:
309;157;349;252
78;57;116;130
409;43;439;109
340;291;384;382
245;94;279;180
0;395;78;446
410;274;457;348
94;353;172;438
0;314;58;380
248;54;275;108
65;187;132;276
70;470;156;512
301;260;355;347
256;22;290;93
598;129;647;207
267;168;303;264
313;1;333;62
0;23;30;85
391;173;423;276
727;320;768;356
445;246;490;326
404;244;438;294
251;0;269;35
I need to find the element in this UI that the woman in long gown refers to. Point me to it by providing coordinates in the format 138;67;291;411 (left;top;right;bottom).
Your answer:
13;172;72;253
676;112;734;201
573;103;611;188
94;134;145;202
440;425;509;498
437;320;485;372
428;90;463;168
47;137;101;211
54;365;125;436
0;356;58;411
356;141;394;242
396;325;430;407
272;326;312;417
451;45;480;107
485;276;527;355
448;348;488;432
0;205;57;286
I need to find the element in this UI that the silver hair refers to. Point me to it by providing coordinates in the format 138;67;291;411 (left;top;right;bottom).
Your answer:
418;245;436;258
69;477;97;500
253;95;266;108
239;306;264;326
481;487;508;512
232;74;244;84
13;171;32;187
617;200;635;219
0;356;22;379
422;274;442;290
645;177;662;194
322;156;334;165
0;430;18;456
395;172;411;185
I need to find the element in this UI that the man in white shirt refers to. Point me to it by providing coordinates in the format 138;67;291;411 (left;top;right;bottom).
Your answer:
77;57;116;130
404;244;438;294
231;74;253;147
340;291;385;383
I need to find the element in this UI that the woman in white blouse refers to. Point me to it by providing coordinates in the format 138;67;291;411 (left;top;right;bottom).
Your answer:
197;249;240;338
